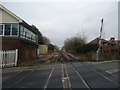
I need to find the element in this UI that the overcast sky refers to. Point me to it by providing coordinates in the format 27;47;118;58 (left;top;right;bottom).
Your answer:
2;1;118;47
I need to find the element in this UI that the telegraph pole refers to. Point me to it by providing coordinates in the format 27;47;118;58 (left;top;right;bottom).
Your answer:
97;19;104;61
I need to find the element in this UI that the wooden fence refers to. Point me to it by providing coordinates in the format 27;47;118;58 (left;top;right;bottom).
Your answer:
0;49;18;68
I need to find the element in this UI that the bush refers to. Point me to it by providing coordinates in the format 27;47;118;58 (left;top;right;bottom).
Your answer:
75;44;98;54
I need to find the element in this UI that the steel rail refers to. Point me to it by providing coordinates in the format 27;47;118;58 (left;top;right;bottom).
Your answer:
81;62;120;87
3;53;58;88
44;54;59;90
70;63;91;90
62;52;92;90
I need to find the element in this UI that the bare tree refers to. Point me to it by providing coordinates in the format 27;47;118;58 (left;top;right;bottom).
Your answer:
64;33;87;53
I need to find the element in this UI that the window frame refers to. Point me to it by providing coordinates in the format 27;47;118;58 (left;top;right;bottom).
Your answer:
4;24;12;36
19;25;38;43
20;25;25;38
0;24;19;37
0;24;38;43
11;24;19;37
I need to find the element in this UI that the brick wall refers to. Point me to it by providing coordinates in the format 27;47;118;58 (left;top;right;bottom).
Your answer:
2;37;38;63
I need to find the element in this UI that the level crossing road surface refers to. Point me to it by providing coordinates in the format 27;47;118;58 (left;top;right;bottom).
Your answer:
2;60;120;89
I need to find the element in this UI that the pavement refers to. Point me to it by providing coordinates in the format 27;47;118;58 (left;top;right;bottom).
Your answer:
2;60;120;89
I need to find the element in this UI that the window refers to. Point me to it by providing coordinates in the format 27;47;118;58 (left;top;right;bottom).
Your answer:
35;35;38;42
20;26;24;37
31;33;34;40
28;30;31;39
12;24;18;36
32;34;35;41
31;33;33;40
12;24;18;35
30;33;32;40
24;28;27;38
26;29;29;39
19;25;38;43
23;28;26;38
0;25;3;35
4;24;11;35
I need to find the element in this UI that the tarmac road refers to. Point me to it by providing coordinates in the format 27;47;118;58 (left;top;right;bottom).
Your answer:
2;61;120;89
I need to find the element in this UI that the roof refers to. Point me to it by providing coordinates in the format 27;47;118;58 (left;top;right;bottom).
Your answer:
89;37;120;45
88;37;99;44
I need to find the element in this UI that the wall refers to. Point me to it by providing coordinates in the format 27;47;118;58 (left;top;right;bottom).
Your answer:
2;37;38;63
38;45;48;54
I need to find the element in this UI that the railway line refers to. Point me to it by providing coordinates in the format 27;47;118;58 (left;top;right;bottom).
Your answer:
61;51;119;88
2;51;120;89
44;54;59;89
3;53;59;88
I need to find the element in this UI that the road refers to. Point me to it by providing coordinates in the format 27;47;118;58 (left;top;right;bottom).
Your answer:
2;52;120;89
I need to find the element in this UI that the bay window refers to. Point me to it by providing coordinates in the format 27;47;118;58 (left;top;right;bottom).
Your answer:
0;24;38;43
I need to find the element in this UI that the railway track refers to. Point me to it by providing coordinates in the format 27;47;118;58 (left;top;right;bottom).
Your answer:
3;53;59;88
44;54;59;89
61;51;119;89
2;51;119;89
81;62;120;87
61;51;91;89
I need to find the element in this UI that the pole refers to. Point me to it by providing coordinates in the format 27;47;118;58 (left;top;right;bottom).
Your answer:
97;19;103;61
15;49;18;66
96;50;99;62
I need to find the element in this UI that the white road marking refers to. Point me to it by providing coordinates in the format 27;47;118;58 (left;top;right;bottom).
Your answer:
91;68;120;87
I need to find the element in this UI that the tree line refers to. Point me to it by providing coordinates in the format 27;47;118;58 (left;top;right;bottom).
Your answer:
64;34;98;54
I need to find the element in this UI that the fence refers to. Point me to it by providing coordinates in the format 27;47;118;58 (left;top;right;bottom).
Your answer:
0;49;18;68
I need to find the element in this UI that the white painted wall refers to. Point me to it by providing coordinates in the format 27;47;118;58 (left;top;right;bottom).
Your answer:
38;45;48;54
